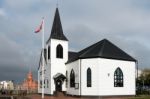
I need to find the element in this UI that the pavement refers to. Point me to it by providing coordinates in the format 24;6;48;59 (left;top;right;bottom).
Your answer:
0;93;127;99
26;92;126;99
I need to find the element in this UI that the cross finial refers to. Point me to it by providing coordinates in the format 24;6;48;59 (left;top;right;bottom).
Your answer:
57;0;58;7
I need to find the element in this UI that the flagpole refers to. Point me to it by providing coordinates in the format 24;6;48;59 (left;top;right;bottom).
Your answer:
42;17;45;99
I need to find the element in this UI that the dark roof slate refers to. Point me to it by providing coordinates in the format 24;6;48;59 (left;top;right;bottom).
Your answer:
47;8;68;43
67;39;136;64
68;51;78;63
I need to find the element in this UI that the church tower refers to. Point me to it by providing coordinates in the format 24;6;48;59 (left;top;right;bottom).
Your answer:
46;7;68;63
46;7;68;94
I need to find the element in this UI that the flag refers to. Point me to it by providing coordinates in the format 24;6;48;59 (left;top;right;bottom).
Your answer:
35;20;43;33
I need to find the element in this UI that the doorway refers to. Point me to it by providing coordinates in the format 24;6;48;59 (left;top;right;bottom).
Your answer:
55;79;62;91
53;73;66;92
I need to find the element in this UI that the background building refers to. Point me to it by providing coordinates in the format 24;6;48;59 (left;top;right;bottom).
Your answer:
0;80;14;90
21;71;38;93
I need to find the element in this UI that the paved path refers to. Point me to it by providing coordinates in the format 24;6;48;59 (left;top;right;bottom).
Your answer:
26;92;126;99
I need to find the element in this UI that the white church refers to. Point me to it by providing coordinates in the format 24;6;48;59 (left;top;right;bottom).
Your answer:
38;8;137;96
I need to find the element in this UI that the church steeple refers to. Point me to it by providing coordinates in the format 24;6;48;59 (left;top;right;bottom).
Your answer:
47;8;68;43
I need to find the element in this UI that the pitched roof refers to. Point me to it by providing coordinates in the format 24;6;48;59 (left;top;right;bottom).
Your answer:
47;8;68;43
67;39;136;64
68;51;78;63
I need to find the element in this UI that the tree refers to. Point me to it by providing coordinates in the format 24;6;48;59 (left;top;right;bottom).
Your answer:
137;69;150;87
136;69;150;95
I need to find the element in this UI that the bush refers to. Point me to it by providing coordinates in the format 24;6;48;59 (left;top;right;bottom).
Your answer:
136;87;150;95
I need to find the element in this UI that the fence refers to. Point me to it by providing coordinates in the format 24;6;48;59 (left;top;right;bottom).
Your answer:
0;89;37;96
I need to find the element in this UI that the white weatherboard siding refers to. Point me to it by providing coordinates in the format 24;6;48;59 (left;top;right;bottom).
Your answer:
43;63;51;94
98;58;136;96
50;61;66;94
50;39;68;94
50;39;68;63
38;63;51;94
38;59;45;94
38;38;68;95
81;58;100;96
66;60;80;95
80;58;135;96
38;54;136;96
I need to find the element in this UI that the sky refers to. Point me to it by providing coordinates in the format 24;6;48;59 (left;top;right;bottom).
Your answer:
0;0;150;83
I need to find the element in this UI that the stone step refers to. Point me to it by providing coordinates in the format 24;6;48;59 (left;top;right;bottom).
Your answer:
54;91;65;97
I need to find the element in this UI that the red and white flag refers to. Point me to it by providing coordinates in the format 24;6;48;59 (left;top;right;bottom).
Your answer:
35;20;43;33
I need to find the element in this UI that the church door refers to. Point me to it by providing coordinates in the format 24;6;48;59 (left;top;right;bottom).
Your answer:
53;73;66;92
55;79;62;91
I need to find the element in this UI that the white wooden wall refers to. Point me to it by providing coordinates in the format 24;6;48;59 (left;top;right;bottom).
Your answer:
38;37;136;96
81;58;136;96
50;39;68;94
66;58;136;96
66;60;80;95
38;38;68;95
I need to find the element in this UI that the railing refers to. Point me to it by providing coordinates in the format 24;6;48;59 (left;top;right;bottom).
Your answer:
0;89;38;95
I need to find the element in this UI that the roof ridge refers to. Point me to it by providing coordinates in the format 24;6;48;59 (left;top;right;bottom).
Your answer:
102;39;136;61
79;40;102;57
98;39;106;56
83;42;99;55
67;38;136;64
79;40;102;54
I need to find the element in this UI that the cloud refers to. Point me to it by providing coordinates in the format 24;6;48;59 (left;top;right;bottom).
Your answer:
0;33;39;82
0;0;150;82
0;8;6;17
0;34;25;81
4;0;37;9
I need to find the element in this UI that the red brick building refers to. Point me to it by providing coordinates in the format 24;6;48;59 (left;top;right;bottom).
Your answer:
21;71;38;91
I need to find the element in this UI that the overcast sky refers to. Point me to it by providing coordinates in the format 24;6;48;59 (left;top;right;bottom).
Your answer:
0;0;150;83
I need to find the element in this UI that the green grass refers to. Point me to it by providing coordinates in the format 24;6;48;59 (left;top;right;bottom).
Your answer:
128;95;150;99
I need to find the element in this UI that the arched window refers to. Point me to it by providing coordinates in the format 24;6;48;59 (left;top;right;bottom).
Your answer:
87;68;92;87
56;44;63;58
48;46;50;59
40;80;42;88
70;69;75;87
44;79;46;88
114;67;123;87
47;79;49;88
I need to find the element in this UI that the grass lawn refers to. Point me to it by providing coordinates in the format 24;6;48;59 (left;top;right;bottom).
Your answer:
127;95;150;99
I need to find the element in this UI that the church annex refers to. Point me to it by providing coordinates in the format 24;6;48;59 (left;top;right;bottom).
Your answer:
38;8;136;96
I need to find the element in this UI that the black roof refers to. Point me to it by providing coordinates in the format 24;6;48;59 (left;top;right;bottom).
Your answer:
47;8;68;43
53;73;66;81
68;51;79;63
67;39;136;64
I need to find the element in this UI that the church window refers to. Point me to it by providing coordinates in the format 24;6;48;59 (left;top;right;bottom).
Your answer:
44;79;46;88
87;68;92;87
40;80;42;88
48;46;50;59
56;44;63;58
47;79;49;88
70;69;75;87
44;49;47;61
114;67;123;87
